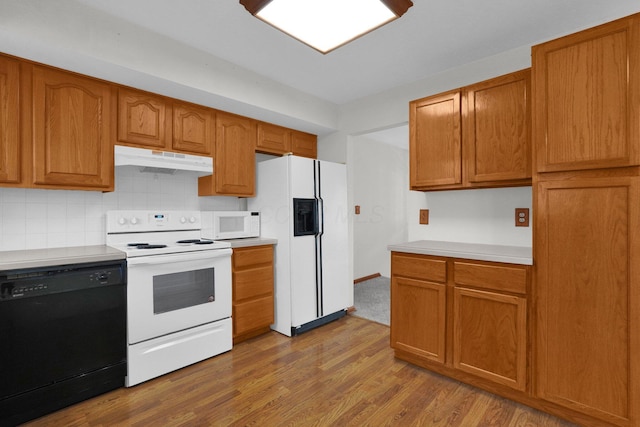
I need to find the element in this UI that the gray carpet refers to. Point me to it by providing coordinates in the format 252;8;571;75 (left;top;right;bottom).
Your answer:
352;276;390;326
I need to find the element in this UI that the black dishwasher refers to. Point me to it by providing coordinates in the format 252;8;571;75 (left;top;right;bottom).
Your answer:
0;260;127;426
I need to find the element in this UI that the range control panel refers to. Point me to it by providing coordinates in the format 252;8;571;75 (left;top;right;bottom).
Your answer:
106;210;201;233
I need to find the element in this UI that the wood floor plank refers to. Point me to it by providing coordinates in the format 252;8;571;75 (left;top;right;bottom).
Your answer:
23;315;578;427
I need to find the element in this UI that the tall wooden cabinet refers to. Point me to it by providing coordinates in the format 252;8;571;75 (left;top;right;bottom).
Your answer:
0;55;20;185
533;13;640;427
31;65;113;190
409;69;531;191
199;112;256;197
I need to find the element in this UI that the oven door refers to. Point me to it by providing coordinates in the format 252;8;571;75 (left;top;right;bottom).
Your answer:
126;248;231;344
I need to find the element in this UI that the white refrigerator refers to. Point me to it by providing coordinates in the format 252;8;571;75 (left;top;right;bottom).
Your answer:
248;155;351;336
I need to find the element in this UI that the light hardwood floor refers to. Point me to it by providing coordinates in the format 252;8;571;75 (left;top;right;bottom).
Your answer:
25;315;577;426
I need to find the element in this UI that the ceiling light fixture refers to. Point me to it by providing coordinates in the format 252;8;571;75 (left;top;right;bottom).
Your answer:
240;0;413;54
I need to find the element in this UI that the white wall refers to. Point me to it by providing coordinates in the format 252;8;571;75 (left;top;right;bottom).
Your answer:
0;169;241;252
351;137;409;279
408;187;532;247
335;47;535;264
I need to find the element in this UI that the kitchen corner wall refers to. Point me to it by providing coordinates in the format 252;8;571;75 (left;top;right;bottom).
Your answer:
0;168;243;252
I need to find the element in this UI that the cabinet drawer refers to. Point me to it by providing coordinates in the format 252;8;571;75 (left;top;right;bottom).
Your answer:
453;261;527;294
233;296;274;336
233;266;273;301
233;246;273;270
391;253;447;283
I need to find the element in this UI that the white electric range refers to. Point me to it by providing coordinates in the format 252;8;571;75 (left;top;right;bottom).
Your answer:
106;210;232;387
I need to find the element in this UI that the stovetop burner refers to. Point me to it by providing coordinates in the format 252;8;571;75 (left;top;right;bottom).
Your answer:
177;239;215;245
129;243;168;249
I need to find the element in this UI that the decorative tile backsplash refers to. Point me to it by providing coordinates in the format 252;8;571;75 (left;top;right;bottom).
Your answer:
0;167;243;252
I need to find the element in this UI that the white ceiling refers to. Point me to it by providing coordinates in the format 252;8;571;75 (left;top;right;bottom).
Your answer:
70;0;638;106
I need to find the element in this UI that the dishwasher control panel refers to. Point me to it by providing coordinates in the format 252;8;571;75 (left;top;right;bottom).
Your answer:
0;261;125;300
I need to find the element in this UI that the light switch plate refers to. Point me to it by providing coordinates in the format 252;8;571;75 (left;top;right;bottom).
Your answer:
420;209;429;225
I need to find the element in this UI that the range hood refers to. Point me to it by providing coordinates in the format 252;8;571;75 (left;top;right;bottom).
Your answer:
114;145;213;176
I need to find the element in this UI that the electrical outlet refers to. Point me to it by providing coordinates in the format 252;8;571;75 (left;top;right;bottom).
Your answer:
515;208;529;227
420;209;429;225
355;205;360;215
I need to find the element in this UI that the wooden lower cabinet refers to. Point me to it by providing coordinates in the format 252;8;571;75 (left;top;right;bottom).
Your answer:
231;245;275;344
391;276;446;363
453;287;527;391
391;252;531;398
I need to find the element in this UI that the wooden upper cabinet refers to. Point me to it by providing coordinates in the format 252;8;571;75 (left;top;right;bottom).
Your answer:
291;130;317;159
410;69;533;191
410;91;462;189
172;101;214;155
256;122;291;155
535;176;639;425
117;88;169;149
464;69;531;185
0;55;20;185
199;112;256;197
118;89;215;156
31;66;113;190
533;15;640;173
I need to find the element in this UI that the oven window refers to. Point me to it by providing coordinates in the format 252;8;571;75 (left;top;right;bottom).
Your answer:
153;268;215;314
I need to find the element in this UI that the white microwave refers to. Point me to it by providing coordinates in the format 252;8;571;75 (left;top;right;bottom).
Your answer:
201;211;260;240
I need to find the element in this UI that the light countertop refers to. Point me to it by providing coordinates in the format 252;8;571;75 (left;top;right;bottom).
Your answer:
225;237;277;248
388;240;532;265
0;245;126;271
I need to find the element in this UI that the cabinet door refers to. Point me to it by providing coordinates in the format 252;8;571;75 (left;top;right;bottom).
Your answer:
0;56;20;184
199;112;255;196
32;66;112;189
453;287;527;391
291;130;317;159
533;15;640;172
409;91;461;188
256;122;291;155
464;69;531;184
390;276;446;363
535;176;639;425
117;88;169;149
172;102;214;155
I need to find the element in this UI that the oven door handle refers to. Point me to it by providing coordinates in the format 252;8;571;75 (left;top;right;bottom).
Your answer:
125;248;232;266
